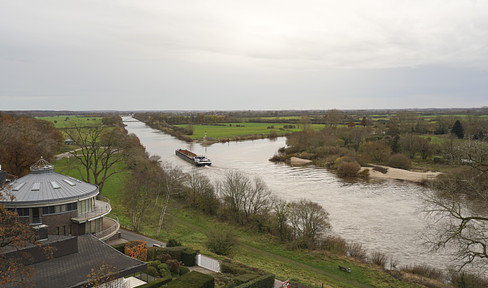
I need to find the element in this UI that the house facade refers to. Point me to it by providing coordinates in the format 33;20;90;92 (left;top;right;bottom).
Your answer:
0;158;119;241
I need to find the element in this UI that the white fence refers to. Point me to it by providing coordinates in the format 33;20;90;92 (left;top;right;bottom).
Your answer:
196;254;221;272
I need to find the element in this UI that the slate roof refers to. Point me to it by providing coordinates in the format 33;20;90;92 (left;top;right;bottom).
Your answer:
29;235;146;288
0;166;98;206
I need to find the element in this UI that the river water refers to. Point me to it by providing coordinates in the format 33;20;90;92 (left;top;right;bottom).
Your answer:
123;117;455;270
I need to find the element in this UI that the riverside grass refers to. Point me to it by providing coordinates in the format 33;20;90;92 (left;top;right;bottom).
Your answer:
174;122;324;140
53;156;429;287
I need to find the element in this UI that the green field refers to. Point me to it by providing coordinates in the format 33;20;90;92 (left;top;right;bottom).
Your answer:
175;123;325;140
37;116;102;129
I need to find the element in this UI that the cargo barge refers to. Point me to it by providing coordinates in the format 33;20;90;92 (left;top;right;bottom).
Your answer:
175;149;212;166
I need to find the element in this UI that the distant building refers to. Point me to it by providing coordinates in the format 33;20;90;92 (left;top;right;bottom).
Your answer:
0;158;119;241
64;139;74;145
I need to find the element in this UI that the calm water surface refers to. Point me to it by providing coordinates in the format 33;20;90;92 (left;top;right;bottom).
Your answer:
123;117;455;269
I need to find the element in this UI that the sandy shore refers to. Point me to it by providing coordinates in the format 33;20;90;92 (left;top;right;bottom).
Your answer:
289;157;313;165
360;165;441;183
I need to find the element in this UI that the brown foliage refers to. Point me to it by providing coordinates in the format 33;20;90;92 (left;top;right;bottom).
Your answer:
0;115;62;176
124;240;147;262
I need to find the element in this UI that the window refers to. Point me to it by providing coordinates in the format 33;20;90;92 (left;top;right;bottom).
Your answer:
63;226;66;236
56;227;60;235
17;208;30;217
42;206;55;215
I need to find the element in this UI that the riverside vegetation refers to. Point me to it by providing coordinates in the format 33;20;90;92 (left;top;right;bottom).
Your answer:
2;110;488;287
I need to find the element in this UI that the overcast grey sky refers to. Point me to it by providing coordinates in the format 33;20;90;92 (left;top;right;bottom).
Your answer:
1;0;487;111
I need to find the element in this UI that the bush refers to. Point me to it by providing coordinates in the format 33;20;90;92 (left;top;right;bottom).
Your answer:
111;243;126;253
220;260;256;275
179;266;190;276
166;259;181;274
157;253;172;263
346;242;367;261
401;264;444;281
448;270;488;288
206;228;237;256
181;248;197;266
369;251;388;268
125;240;147;261
234;274;259;285
319;235;347;255
148;260;161;268
388;154;411;170
235;274;275;288
337;160;360;178
136;276;172;288
164;271;214;288
144;266;160;277
167;238;182;247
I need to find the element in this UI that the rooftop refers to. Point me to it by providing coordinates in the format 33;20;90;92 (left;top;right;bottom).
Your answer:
0;158;98;206
14;235;146;288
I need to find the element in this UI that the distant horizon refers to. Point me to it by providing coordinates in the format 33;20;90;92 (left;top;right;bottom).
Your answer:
2;1;488;110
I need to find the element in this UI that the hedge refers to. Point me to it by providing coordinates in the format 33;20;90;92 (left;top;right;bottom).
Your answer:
234;274;259;285
164;271;214;288
221;261;251;275
235;274;275;288
111;243;126;254
135;276;172;288
147;246;197;266
144;266;160;277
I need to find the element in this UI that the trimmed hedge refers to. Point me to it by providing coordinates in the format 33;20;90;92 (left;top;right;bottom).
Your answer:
221;261;251;275
235;274;275;288
135;276;172;288
164;271;214;288
111;243;126;254
147;246;197;266
234;274;259;285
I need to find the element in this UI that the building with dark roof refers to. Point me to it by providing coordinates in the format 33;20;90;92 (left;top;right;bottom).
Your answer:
3;234;147;288
0;158;119;241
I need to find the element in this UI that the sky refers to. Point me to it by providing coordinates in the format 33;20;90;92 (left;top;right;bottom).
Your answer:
1;0;488;111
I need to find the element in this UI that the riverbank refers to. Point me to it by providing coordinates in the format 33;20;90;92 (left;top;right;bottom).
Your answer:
361;165;441;183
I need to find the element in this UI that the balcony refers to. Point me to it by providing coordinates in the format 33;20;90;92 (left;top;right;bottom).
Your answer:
94;215;120;242
71;196;112;223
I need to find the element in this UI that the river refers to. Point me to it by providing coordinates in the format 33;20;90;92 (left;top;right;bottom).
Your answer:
123;117;456;270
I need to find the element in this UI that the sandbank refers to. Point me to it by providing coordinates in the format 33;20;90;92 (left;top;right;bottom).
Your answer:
360;165;441;183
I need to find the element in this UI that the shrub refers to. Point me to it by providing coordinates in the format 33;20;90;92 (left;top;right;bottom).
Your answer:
401;264;444;281
206;228;237;256
179;266;190;276
166;259;181;274
448;270;488;288
235;274;275;288
164;271;214;288
319;235;347;255
234;274;259;285
337;161;360;178
346;242;367;261
167;238;182;247
157;253;172;263
144;266;160;277
181;248;197;266
372;165;388;174
388;154;411;170
157;263;168;271
111;243;126;254
136;276;172;288
125;240;147;262
369;251;388;268
148;260;161;268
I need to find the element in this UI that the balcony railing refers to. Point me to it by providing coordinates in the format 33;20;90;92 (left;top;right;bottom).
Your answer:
71;196;112;223
94;215;120;241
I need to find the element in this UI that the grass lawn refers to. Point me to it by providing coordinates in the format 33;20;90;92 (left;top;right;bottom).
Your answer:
136;200;426;288
53;156;128;211
38;116;102;129
175;123;325;140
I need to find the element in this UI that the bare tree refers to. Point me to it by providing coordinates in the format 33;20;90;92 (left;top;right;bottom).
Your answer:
218;171;250;223
63;122;126;194
156;164;186;235
425;140;488;270
186;169;219;215
289;199;331;248
272;197;290;241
